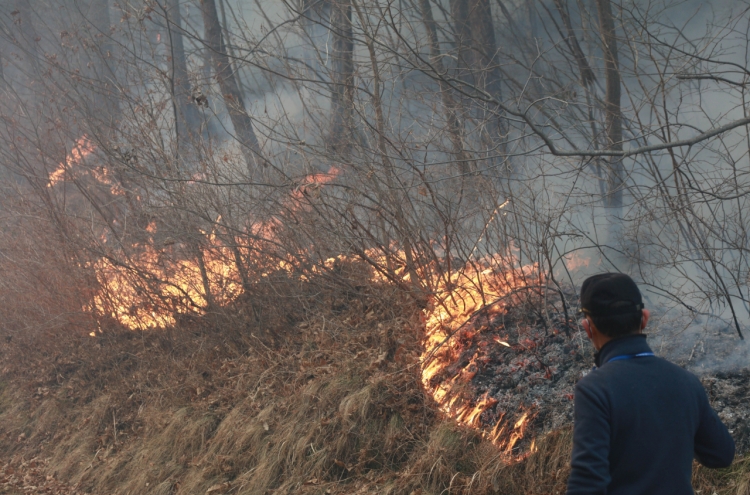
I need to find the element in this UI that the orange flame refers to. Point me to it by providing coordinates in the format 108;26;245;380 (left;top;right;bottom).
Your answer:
564;251;593;271
291;166;340;201
90;237;245;330
90;167;343;330
419;249;539;453
84;159;539;453
48;136;96;187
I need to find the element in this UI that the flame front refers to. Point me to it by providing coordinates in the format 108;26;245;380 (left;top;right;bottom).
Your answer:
91;237;245;329
89;165;342;330
91;238;541;451
420;253;539;454
64;141;537;452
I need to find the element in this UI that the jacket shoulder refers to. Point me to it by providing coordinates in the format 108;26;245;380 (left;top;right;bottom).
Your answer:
655;358;706;388
575;357;704;393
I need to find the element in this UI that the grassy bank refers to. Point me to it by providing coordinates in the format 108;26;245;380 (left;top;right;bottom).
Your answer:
0;271;746;494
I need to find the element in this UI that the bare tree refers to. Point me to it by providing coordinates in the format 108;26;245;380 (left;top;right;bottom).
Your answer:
552;0;595;87
200;0;264;171
417;0;470;171
2;0;750;341
9;0;42;87
163;0;202;161
328;0;355;158
595;0;623;211
74;0;122;133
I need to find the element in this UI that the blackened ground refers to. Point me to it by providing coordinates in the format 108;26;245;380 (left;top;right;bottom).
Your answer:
702;370;750;454
432;293;750;456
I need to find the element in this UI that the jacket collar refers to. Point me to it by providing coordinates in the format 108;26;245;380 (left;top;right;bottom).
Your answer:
594;333;652;368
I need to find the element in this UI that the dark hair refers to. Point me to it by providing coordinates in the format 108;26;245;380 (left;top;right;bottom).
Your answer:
590;311;642;338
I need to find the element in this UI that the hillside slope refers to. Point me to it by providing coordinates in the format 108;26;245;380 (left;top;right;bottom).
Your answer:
0;274;746;495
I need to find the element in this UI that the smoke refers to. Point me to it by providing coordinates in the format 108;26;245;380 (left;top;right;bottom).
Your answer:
648;309;750;373
0;0;749;376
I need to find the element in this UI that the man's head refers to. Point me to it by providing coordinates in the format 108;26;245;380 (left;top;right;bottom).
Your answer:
580;273;649;348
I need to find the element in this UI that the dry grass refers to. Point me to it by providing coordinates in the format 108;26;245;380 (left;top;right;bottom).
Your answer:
0;262;746;494
694;457;750;495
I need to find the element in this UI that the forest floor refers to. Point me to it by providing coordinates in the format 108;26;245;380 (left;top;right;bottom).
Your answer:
0;263;747;494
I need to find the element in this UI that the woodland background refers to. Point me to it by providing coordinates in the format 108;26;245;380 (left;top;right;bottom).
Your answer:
0;0;748;493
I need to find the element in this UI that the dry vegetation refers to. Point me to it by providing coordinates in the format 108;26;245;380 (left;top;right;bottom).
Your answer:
0;259;745;495
1;0;750;493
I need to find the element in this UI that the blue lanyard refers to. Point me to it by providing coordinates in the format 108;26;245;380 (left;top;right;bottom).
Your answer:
607;352;655;363
593;352;654;371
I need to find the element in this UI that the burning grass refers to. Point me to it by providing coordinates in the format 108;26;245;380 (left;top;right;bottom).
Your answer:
0;259;746;494
36;132;583;459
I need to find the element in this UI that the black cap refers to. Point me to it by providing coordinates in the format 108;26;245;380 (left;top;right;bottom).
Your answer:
580;273;644;317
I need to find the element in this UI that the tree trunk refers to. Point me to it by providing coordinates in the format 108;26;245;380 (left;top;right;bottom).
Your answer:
81;0;122;133
450;0;474;86
10;0;41;81
467;0;502;99
450;0;507;170
352;0;425;302
194;244;215;310
470;0;506;154
328;0;355;158
200;0;264;172
595;0;624;210
552;0;595;87
417;0;471;173
165;0;201;160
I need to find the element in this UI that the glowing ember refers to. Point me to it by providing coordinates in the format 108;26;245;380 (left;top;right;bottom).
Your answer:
494;337;511;347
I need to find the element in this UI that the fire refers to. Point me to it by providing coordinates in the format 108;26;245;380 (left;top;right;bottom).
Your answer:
74;150;536;453
419;250;540;454
487;411;531;451
47;136;96;187
91;237;245;330
46;135;127;196
290;166;340;201
89;233;540;452
90;165;126;196
564;251;595;271
457;393;498;426
494;336;511;347
90;167;343;330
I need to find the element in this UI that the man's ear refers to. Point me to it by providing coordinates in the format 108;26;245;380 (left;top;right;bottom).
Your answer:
582;317;593;339
640;309;650;330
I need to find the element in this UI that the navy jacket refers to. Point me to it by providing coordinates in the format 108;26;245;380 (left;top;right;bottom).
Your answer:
566;334;735;495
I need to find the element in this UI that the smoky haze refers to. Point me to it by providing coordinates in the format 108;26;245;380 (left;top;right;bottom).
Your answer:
0;0;749;369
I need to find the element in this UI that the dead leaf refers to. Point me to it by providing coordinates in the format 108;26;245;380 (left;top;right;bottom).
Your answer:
370;352;388;369
206;482;231;494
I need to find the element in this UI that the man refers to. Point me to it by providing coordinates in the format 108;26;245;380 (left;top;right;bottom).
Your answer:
567;273;735;495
